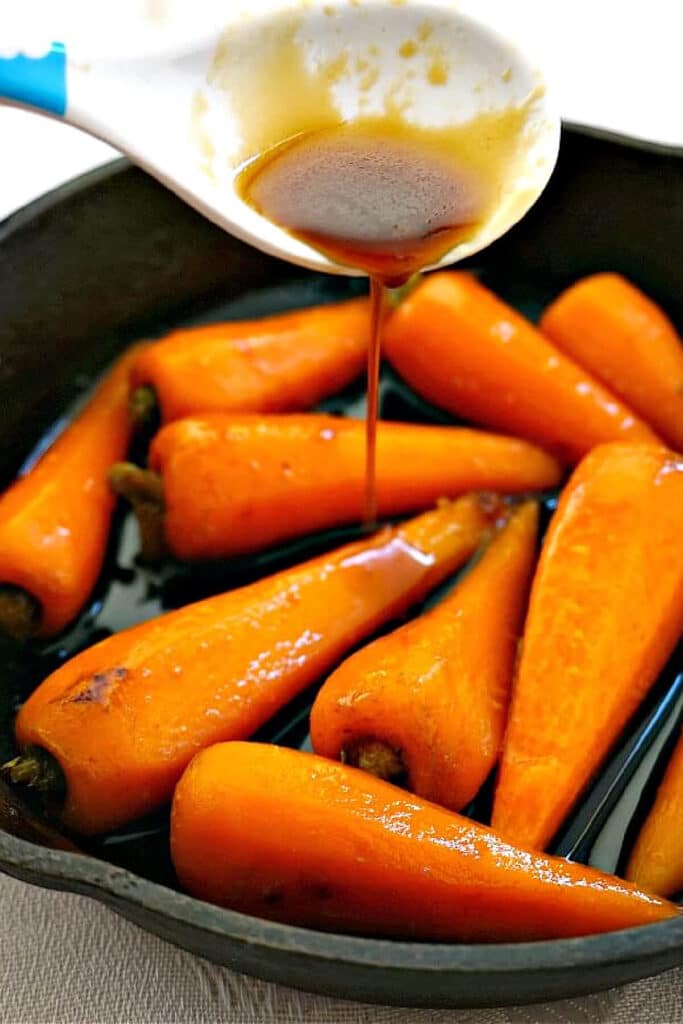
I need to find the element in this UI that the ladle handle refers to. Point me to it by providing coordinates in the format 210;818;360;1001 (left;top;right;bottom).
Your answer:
0;41;67;116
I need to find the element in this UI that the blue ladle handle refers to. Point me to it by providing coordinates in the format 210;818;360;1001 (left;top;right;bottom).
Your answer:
0;41;67;116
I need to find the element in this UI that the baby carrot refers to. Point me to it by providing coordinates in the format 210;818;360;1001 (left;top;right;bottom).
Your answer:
129;298;369;424
8;496;498;834
383;272;658;463
492;443;683;851
0;347;140;639
541;273;683;452
626;726;683;897
171;743;677;941
110;414;561;561
311;501;538;811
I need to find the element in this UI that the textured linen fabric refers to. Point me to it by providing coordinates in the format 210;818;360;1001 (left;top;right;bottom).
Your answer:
0;874;680;1024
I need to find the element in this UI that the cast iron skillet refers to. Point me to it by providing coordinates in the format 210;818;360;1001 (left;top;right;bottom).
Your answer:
0;126;682;1009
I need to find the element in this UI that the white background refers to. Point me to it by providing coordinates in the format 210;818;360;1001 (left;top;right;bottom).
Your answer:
1;0;683;222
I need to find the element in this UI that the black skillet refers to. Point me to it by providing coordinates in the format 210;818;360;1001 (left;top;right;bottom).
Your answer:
0;125;682;1008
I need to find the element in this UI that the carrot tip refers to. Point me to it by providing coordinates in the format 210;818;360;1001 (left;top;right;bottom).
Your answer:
344;738;406;783
108;462;166;563
2;747;65;801
0;586;41;641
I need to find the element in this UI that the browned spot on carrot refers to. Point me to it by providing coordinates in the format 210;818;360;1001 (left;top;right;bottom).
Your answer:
61;667;128;707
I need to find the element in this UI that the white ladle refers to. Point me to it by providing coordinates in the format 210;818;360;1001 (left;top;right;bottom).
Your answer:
0;0;560;275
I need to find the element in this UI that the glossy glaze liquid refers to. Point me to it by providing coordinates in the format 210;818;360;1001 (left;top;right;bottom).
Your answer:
365;279;385;526
237;120;497;523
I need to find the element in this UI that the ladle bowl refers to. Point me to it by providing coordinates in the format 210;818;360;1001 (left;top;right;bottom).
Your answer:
0;0;560;274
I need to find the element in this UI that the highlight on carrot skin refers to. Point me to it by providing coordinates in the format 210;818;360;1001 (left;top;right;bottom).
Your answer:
540;273;683;453
9;495;498;834
383;272;659;464
0;346;141;641
128;297;370;426
170;742;677;942
626;726;683;898
110;413;562;561
492;442;683;852
311;501;539;812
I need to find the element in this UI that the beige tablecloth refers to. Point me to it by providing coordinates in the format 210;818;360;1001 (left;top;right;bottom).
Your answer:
0;874;680;1024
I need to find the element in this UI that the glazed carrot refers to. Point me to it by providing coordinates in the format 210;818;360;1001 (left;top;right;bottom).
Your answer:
492;443;683;851
311;502;538;811
0;347;140;639
383;272;658;463
541;274;683;452
626;726;683;897
8;496;499;834
171;742;677;941
129;297;369;424
110;414;561;561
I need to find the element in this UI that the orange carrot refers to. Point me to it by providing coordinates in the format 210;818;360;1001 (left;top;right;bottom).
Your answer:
311;501;538;811
384;272;659;463
171;742;677;941
9;496;498;834
129;298;369;424
541;273;683;452
110;414;561;561
492;443;683;851
0;347;140;639
626;726;683;897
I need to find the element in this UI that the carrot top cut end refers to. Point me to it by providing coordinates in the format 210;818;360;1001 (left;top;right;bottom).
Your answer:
345;738;406;784
386;273;424;309
129;385;160;429
108;462;166;563
0;586;41;642
2;746;66;803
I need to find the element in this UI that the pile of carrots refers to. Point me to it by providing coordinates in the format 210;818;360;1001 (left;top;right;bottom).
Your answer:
1;270;682;943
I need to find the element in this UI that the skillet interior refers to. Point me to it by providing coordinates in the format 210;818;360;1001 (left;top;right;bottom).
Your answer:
0;126;682;1008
